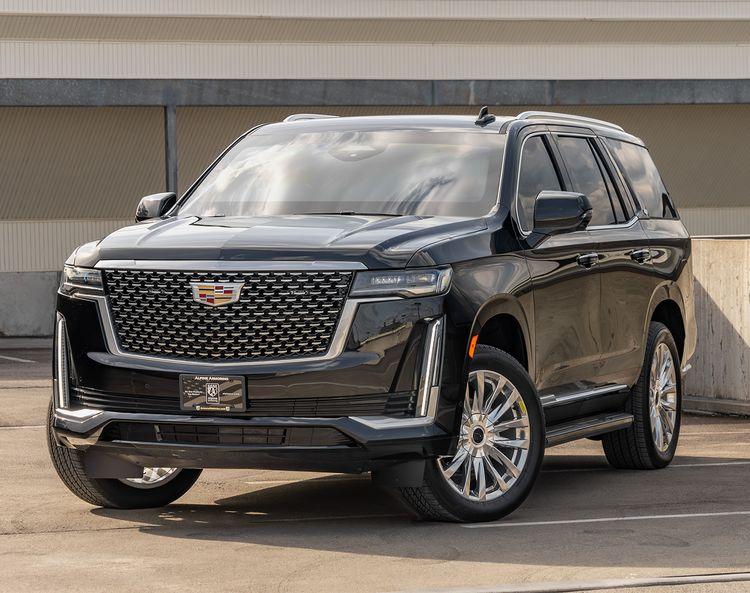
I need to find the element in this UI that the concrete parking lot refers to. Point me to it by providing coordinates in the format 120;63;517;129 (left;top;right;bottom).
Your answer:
1;348;750;593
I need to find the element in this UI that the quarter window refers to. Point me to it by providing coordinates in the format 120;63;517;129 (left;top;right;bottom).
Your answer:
556;136;617;226
517;135;562;231
605;139;675;219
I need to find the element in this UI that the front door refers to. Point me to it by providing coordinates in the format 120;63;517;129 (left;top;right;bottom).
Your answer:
515;131;602;392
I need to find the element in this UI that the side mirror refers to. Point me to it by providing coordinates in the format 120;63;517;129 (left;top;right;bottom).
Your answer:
135;192;176;222
532;191;592;236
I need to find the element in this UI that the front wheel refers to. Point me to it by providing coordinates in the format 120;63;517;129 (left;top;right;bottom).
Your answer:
47;402;202;508
399;346;545;522
602;321;682;469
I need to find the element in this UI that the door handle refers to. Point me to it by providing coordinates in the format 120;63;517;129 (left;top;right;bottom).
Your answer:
630;248;652;264
577;253;600;269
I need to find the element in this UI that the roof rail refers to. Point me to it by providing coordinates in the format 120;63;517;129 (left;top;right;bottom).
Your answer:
283;113;339;122
516;111;624;132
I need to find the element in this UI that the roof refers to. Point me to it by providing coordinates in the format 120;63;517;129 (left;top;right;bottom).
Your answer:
259;114;514;134
262;111;641;143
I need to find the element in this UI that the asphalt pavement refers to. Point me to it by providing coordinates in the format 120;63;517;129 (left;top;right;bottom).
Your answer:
1;349;749;593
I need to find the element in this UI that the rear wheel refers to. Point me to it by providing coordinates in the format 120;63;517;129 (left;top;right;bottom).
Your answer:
47;402;202;508
399;346;544;522
602;321;682;469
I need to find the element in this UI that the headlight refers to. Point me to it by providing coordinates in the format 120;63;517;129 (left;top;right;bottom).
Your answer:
350;267;452;298
60;265;103;295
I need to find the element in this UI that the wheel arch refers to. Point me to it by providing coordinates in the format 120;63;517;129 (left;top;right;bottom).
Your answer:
466;296;533;375
646;283;687;363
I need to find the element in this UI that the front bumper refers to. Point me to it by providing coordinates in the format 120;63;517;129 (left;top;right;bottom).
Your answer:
53;277;466;475
52;408;453;474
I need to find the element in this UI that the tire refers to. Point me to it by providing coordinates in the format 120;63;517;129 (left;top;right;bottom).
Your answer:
602;321;682;470
47;401;202;508
399;345;545;522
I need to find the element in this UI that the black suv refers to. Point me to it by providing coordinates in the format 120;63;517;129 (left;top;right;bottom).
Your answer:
49;110;696;522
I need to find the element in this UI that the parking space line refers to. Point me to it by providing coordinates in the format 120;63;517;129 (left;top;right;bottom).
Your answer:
682;430;750;436
0;425;45;430
0;354;35;363
463;509;750;529
393;571;750;593
542;460;750;473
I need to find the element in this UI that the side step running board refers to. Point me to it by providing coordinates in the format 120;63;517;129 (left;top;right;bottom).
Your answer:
545;413;634;447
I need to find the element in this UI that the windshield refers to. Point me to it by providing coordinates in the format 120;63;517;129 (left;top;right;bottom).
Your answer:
177;128;505;218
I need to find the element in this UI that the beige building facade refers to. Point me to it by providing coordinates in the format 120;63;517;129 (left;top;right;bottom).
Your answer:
2;1;750;334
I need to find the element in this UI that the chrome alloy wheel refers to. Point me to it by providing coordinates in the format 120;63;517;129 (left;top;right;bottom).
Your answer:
121;467;181;489
438;370;530;502
649;343;678;452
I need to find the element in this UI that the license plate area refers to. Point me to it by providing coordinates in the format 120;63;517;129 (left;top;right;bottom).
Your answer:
179;375;246;412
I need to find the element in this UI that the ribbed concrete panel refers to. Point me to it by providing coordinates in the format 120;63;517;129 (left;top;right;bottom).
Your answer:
4;1;750;20
0;107;164;220
4;41;750;79
0;219;129;272
4;16;750;44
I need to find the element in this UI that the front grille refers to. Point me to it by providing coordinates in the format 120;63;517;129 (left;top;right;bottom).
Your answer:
101;422;354;447
103;269;353;361
70;388;417;418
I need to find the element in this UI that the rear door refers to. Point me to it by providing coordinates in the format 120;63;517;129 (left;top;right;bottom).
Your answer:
553;131;653;386
604;136;694;364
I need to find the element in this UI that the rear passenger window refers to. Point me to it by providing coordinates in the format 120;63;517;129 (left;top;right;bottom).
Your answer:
605;138;676;219
556;136;616;226
517;135;562;231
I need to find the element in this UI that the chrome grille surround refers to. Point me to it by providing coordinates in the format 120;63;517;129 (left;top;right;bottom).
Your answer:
103;269;353;361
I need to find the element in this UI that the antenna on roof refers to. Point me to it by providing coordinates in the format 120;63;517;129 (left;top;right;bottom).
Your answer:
475;106;496;127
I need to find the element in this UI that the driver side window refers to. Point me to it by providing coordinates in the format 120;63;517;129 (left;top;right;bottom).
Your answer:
517;135;562;231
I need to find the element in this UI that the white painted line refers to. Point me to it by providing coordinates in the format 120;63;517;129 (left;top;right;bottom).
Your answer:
0;354;35;363
245;476;369;485
463;510;750;529
542;460;750;473
682;430;750;436
670;460;750;468
232;512;404;524
0;425;45;430
391;571;750;593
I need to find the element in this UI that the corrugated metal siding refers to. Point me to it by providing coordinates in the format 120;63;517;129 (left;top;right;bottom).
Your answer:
0;107;164;220
4;16;750;44
4;1;750;20
0;219;129;272
177;105;750;212
680;209;750;237
4;41;750;79
0;210;746;273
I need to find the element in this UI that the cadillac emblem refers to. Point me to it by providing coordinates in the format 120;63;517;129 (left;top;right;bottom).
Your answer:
190;282;244;307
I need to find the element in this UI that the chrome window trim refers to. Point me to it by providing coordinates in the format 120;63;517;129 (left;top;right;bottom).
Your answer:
587;215;639;231
70;290;399;368
94;260;367;271
515;129;639;236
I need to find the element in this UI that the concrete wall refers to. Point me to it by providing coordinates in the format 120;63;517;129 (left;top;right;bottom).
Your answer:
0;271;58;336
685;239;750;415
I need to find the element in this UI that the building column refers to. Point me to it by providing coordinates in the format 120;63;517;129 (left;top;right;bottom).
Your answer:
164;104;178;193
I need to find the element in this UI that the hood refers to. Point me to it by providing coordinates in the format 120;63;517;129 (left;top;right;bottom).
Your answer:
73;214;488;269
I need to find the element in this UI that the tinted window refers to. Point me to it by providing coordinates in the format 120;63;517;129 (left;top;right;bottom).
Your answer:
556;136;616;226
178;129;505;219
517;135;561;230
605;138;675;219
